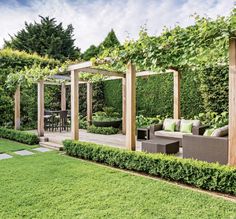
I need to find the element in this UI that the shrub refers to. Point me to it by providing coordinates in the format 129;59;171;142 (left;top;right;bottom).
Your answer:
63;140;236;195
136;115;164;128
79;117;88;129
0;127;39;145
87;125;119;135
194;111;228;128
93;107;121;122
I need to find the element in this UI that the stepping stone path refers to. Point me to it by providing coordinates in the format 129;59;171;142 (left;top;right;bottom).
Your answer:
0;153;13;160
14;150;34;156
0;147;52;161
33;147;52;152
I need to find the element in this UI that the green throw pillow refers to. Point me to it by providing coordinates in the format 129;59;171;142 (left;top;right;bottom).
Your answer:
164;122;175;132
180;123;193;133
203;128;215;136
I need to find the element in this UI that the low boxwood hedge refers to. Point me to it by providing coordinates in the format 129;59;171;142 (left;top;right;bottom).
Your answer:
63;140;236;195
0;127;39;145
87;125;119;135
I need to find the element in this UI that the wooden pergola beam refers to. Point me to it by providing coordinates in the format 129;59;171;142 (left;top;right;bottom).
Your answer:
126;62;136;150
67;61;92;71
136;70;175;77
87;82;93;125
48;75;71;80
14;86;20;130
228;38;236;166
71;70;79;140
78;67;125;78
173;71;181;119
37;80;44;137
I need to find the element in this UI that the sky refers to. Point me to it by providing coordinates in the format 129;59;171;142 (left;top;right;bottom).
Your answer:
0;0;234;51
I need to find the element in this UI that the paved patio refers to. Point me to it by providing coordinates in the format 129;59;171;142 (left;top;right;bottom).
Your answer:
30;129;183;157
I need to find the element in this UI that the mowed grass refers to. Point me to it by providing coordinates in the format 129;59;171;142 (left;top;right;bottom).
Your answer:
0;138;37;153
0;139;235;218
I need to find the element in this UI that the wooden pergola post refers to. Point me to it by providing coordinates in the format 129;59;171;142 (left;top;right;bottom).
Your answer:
87;82;93;125
126;62;136;150
122;77;126;134
228;37;236;166
14;86;20;130
61;82;66;111
173;70;181;119
37;80;44;137
71;70;79;140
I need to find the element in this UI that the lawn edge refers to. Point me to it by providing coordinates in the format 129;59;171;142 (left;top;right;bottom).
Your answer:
61;153;236;203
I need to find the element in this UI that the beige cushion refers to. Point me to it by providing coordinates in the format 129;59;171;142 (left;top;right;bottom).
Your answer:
154;130;192;139
180;119;201;128
163;118;181;131
211;125;228;137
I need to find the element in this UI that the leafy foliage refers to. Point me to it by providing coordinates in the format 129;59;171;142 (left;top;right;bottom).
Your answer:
79;117;88;129
4;16;81;61
0;49;59;126
194;111;228;128
82;45;100;61
104;71;204;118
0;127;39;145
98;15;232;72
63;140;236;195
197;65;228;113
136;115;164;128
87;125;119;135
102;14;234;117
93;107;121;122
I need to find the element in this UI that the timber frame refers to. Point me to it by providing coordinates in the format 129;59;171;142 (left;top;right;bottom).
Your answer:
13;37;236;165
14;61;180;152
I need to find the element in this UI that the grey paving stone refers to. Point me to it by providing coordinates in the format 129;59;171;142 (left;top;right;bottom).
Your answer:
33;147;52;152
14;150;34;156
0;153;13;160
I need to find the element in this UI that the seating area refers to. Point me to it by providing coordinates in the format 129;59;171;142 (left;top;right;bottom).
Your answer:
139;118;229;164
44;110;70;132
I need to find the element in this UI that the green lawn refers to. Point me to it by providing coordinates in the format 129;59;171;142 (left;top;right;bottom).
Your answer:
0;138;37;153
0;139;235;218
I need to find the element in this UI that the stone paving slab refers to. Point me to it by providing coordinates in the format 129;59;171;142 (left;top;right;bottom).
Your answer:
14;150;34;156
33;147;52;152
0;153;13;160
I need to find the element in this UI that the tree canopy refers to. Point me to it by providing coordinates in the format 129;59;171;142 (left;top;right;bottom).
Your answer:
82;29;120;61
4;16;80;61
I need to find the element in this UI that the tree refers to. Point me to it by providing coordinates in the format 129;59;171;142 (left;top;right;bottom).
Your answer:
99;29;120;52
82;29;120;60
4;16;80;61
82;45;99;61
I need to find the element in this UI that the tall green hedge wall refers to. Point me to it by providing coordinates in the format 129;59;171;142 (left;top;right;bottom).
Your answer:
104;66;227;118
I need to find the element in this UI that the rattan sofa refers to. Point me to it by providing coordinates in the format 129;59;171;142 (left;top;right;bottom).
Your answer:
150;119;207;146
182;135;228;164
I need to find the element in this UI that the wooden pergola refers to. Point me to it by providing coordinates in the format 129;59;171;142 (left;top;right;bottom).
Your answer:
14;61;179;151
13;36;236;165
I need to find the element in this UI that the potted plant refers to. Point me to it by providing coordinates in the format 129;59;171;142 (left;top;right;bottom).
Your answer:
92;107;122;128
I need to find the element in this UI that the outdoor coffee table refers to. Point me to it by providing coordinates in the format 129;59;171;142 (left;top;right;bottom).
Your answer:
137;127;150;140
141;138;179;154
